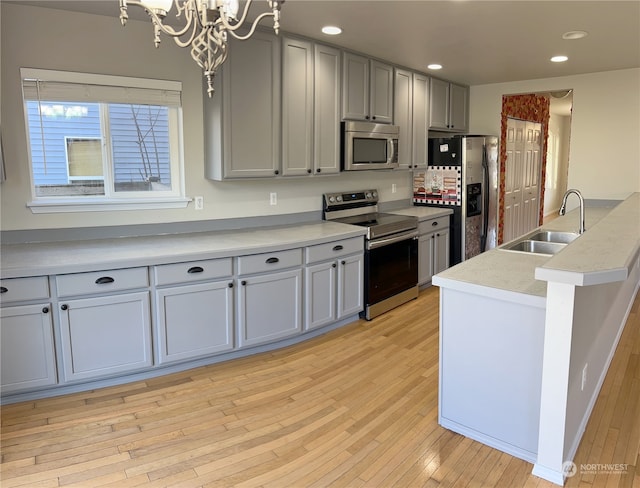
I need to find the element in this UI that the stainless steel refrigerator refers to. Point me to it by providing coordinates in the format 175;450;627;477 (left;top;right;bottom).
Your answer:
413;135;499;265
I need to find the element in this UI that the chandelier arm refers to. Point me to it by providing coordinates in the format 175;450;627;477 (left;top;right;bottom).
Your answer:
226;12;276;40
124;0;202;39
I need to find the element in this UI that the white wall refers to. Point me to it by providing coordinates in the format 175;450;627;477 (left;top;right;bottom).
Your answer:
0;3;412;232
469;69;640;203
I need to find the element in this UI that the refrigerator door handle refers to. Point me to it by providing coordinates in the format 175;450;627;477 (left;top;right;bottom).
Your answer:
481;145;490;251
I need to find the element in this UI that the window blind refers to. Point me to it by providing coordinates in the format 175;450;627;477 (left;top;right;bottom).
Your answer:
21;68;182;107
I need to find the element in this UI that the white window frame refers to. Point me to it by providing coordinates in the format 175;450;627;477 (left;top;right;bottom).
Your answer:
21;68;189;213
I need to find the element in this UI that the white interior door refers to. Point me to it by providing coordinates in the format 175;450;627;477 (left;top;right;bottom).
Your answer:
503;118;542;242
503;119;525;242
522;122;542;233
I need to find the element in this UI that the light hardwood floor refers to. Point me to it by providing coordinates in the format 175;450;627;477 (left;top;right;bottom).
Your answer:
1;286;638;487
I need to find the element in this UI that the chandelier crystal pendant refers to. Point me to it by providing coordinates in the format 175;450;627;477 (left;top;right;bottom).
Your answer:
119;0;284;97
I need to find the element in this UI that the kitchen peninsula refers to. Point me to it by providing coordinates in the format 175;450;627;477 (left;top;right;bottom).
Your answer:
433;193;640;485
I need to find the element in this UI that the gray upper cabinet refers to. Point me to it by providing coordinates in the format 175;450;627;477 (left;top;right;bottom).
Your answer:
282;36;313;176
313;43;341;175
205;30;281;180
342;52;393;123
282;38;341;176
394;69;429;169
429;78;469;132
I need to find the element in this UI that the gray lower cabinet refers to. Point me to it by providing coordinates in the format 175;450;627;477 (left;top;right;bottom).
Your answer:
237;250;303;348
0;276;57;394
154;258;234;364
56;268;152;382
418;217;451;285
1;303;57;393
304;237;364;330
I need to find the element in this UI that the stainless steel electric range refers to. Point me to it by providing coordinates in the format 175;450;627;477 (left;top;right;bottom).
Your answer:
323;189;419;320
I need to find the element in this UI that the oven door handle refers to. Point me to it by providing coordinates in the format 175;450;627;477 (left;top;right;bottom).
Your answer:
367;230;419;250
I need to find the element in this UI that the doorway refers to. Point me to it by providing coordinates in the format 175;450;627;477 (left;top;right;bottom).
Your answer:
498;91;572;244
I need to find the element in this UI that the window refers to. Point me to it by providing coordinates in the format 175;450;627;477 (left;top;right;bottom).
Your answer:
21;69;187;212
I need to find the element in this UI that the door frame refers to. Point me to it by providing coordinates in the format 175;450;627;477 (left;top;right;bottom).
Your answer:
498;93;550;245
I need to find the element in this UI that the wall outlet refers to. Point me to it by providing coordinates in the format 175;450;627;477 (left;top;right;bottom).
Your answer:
270;192;277;205
392;183;397;194
581;363;588;391
194;196;204;210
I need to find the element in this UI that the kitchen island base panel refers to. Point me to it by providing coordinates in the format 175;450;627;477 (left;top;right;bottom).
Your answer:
439;288;545;457
439;417;537;464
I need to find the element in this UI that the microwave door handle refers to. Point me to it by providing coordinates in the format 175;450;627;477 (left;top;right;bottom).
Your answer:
387;138;396;165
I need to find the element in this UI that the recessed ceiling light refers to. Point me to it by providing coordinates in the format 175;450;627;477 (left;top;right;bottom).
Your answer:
427;64;443;70
321;26;342;35
562;30;588;40
551;55;569;63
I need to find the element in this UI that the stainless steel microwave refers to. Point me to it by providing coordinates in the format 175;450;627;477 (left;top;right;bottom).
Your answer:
342;121;399;171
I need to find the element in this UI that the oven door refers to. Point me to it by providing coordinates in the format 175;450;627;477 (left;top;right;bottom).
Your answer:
365;230;418;306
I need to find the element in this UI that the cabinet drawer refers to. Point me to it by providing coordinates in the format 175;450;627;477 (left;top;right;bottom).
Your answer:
237;249;302;276
0;276;49;303
419;216;450;234
305;237;363;264
154;258;232;286
56;267;149;297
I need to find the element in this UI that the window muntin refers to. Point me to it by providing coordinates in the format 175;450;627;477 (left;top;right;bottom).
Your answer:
21;69;184;209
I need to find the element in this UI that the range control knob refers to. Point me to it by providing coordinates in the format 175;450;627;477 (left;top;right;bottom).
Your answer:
336;196;342;202
372;191;378;198
328;196;335;203
365;192;372;199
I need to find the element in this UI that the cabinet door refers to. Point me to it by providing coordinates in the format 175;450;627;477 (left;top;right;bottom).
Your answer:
237;268;302;347
282;36;313;176
156;281;234;364
58;292;152;382
434;228;450;275
429;77;450;130
449;83;469;132
369;60;393;123
314;43;341;175
418;233;436;285
337;254;364;318
1;303;57;393
221;31;281;178
394;68;413;169
304;261;336;330
342;52;369;121
412;73;429;168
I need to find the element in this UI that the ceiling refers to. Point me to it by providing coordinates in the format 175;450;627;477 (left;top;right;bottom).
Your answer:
9;0;640;115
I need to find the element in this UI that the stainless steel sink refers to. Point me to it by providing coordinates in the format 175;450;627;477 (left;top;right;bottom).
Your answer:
528;231;580;244
505;240;567;255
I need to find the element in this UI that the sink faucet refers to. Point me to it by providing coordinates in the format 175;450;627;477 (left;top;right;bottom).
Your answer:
559;189;586;234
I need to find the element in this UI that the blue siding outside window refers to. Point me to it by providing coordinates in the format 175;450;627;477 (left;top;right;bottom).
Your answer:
27;101;172;193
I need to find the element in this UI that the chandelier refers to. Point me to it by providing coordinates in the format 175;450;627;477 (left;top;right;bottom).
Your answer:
119;0;285;97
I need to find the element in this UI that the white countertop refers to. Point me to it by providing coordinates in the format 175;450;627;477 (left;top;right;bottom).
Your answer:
0;221;367;279
391;206;454;220
433;193;639;302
